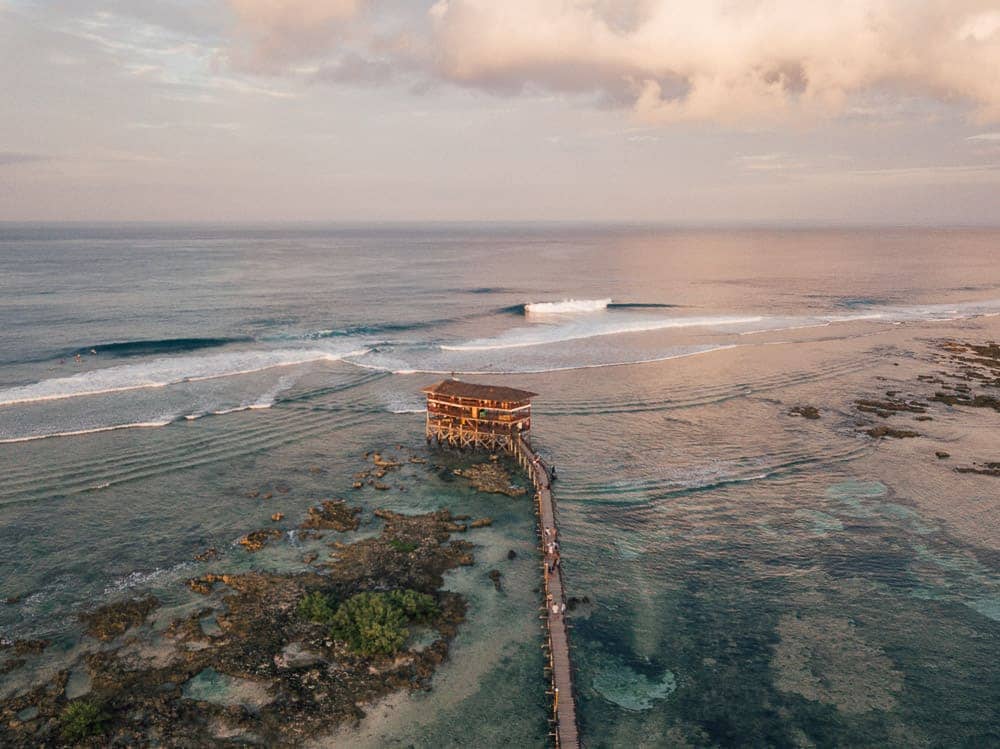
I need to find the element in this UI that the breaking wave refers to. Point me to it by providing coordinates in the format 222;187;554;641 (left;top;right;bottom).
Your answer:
0;420;177;444
524;298;612;315
69;337;251;358
0;346;367;407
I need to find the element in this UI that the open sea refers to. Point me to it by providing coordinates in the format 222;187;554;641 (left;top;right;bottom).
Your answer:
1;223;999;747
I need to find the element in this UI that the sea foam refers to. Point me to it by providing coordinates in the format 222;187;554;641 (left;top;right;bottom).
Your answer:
0;346;367;407
441;315;762;351
524;298;612;315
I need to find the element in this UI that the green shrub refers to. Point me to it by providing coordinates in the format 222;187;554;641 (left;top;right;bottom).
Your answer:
297;591;337;623
329;590;439;656
388;538;418;553
386;589;438;622
60;699;108;741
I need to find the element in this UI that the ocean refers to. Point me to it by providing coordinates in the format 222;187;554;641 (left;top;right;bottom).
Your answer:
1;223;999;746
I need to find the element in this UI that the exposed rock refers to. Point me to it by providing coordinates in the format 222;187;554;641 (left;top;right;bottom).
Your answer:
300;500;361;532
80;596;159;642
935;451;951;460
488;570;503;591
372;453;402;469
408;456;427;464
373;482;390;491
932;392;1000;412
507;549;517;560
856;398;927;418
238;529;282;552
186;573;231;595
955;462;1000;477
469;517;493;529
271;512;284;522
866;426;920;439
788;405;821;420
302;553;318;565
0;639;49;656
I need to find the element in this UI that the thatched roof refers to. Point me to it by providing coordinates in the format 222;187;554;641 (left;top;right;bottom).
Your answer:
421;379;537;403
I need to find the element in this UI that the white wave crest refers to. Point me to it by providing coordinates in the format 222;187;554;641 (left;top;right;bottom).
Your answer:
525;298;611;315
104;561;193;594
0;346;367;408
0;419;175;444
442;315;763;352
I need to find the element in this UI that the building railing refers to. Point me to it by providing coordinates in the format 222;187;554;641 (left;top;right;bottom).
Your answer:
427;415;530;435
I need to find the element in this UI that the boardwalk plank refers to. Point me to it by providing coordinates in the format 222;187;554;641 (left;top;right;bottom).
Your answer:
516;437;581;749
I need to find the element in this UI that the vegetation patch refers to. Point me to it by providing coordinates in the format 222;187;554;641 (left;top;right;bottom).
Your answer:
388;538;418;553
60;699;108;742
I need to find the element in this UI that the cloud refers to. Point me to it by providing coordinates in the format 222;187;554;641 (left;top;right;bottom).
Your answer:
0;152;48;166
425;1;1000;125
221;0;1000;127
225;0;367;71
967;132;1000;141
734;153;807;172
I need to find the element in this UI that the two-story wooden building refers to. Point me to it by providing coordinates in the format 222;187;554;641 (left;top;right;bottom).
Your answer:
422;379;537;452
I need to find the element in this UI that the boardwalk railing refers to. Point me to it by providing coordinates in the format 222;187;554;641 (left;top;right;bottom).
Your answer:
513;436;581;749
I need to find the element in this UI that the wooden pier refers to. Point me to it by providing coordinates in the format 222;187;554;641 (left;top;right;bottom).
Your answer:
421;380;580;746
514;435;581;749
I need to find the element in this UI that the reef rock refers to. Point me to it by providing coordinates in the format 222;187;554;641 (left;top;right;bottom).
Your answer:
238;529;282;552
300;500;361;532
80;596;159;642
866;426;920;439
772;613;902;714
453;462;527;497
788;405;821;420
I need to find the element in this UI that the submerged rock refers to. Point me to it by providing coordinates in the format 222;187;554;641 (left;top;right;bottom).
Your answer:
0;639;49;656
194;547;220;562
591;654;676;711
453;462;527;497
772;613;902;713
488;570;503;591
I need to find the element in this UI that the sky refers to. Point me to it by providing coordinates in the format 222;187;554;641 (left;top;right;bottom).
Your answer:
2;0;1000;223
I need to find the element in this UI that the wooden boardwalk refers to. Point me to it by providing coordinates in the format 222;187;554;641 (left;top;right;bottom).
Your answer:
514;436;581;749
